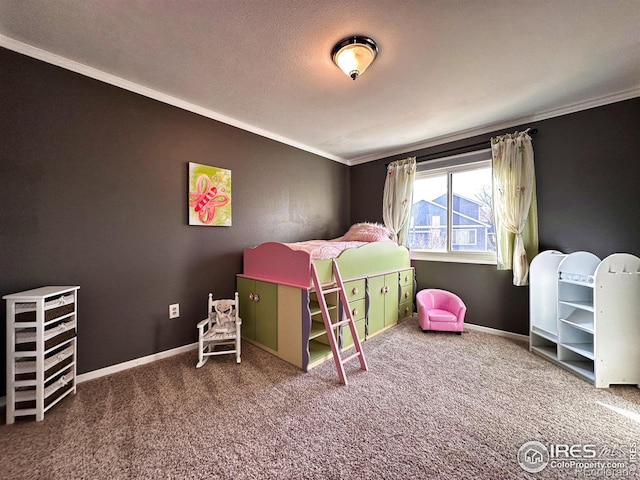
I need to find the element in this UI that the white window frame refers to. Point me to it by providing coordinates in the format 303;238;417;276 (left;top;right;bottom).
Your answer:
410;148;497;265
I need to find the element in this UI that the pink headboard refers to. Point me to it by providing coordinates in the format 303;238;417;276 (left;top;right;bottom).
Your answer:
241;242;312;288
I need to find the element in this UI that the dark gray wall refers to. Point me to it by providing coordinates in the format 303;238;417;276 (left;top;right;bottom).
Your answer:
0;48;350;390
351;97;640;335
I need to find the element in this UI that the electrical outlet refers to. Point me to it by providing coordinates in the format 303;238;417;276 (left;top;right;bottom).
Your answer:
169;303;179;319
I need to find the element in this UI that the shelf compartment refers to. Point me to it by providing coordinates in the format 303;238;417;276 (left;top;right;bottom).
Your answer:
531;345;558;361
560;309;594;333
558;322;593;346
557;343;595;381
308;320;326;340
308;300;337;317
563;360;595;382
560;343;594;360
558;341;595;364
558;300;594;312
531;326;557;343
530;328;558;361
308;339;333;367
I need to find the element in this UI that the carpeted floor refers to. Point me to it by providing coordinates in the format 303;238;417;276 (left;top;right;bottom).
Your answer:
2;317;640;479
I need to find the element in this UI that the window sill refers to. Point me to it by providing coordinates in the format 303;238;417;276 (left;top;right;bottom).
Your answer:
411;251;497;265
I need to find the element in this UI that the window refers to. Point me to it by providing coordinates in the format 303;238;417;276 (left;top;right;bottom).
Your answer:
408;149;496;264
453;228;477;246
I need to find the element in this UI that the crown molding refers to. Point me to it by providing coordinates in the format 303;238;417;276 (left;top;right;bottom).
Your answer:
0;35;348;165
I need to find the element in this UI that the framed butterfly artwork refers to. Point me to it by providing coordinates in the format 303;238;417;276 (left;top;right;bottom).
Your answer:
188;162;232;226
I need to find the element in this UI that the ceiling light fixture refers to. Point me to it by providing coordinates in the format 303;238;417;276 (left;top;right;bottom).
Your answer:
331;36;378;81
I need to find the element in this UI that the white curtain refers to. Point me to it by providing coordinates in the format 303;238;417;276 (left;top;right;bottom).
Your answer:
383;157;416;246
491;130;539;286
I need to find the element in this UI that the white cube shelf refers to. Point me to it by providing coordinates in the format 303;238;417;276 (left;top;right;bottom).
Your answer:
530;251;640;387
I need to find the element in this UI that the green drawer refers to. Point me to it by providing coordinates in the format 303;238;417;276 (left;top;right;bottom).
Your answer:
399;300;414;319
399;268;414;286
341;318;366;349
400;284;413;304
344;279;366;302
347;298;366;321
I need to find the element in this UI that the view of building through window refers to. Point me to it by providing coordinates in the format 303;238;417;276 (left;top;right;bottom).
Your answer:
408;163;495;253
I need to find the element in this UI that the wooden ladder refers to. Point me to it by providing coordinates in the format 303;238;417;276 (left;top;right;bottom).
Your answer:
310;260;368;385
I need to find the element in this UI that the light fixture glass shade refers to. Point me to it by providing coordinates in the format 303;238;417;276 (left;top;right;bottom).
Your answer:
332;36;378;80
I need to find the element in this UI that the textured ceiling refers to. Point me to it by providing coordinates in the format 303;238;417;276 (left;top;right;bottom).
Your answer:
1;0;639;165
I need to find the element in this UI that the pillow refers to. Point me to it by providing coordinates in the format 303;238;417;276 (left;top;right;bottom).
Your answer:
342;223;393;242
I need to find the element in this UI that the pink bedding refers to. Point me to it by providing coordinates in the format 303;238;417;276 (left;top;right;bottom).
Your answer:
283;239;367;260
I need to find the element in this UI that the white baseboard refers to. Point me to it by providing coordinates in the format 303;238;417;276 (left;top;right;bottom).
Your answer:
76;342;198;384
464;323;529;342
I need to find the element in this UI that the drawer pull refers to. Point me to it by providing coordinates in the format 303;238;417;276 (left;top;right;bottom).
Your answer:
352;287;359;296
249;293;254;301
381;286;389;294
404;291;410;298
352;308;359;316
253;294;260;303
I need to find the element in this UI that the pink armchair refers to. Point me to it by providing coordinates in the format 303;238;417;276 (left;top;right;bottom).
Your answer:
416;289;466;334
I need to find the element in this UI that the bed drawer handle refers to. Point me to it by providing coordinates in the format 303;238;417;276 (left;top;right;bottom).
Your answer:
404;291;410;299
352;308;359;316
381;286;389;294
253;294;260;303
351;287;358;296
249;293;254;301
404;275;410;283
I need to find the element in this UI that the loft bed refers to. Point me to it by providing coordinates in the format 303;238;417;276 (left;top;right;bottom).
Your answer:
241;239;410;288
236;224;415;371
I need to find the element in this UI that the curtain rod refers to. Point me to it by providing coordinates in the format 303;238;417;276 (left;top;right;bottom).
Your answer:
386;128;539;166
415;128;538;163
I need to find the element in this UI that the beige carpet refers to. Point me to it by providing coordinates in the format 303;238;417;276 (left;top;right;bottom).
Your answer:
2;317;640;479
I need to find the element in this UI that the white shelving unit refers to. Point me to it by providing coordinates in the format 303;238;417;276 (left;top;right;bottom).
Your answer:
4;286;80;423
530;251;640;387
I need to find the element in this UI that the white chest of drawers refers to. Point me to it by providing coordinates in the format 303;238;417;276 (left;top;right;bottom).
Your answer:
4;286;80;423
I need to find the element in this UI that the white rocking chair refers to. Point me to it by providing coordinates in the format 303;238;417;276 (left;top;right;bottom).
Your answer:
196;292;241;367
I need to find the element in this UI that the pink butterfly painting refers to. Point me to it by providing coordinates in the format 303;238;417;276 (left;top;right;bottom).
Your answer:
188;162;231;226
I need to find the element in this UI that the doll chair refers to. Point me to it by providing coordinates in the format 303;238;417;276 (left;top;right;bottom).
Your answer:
416;289;466;334
196;292;241;367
